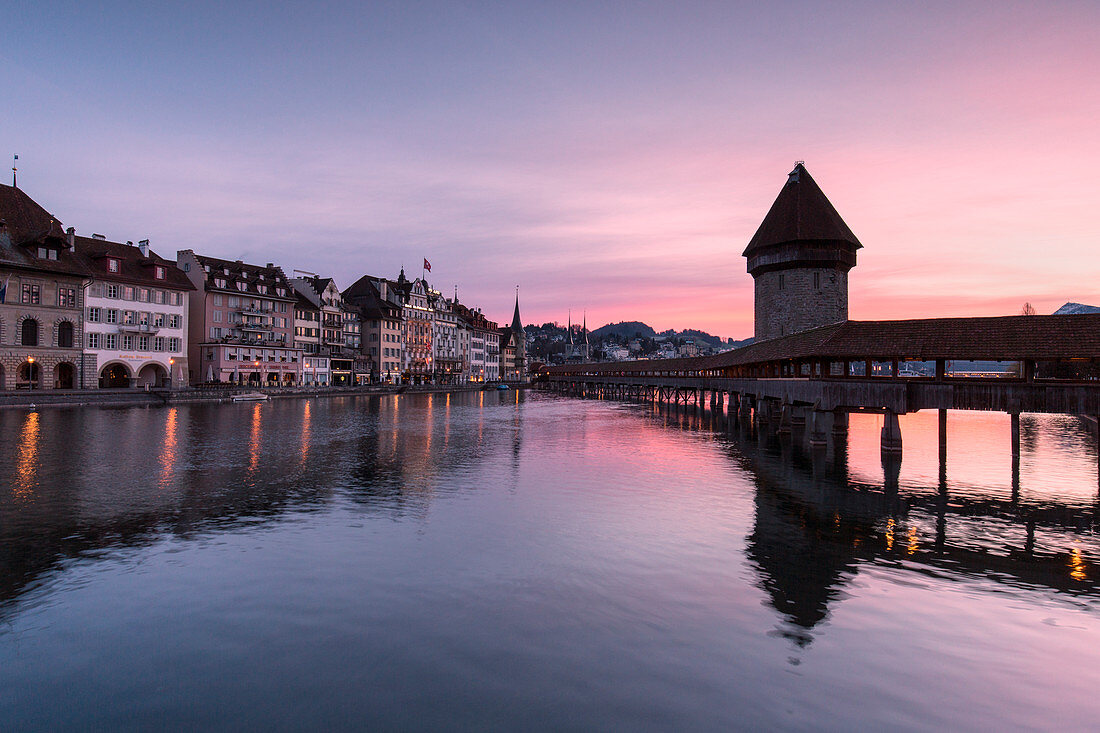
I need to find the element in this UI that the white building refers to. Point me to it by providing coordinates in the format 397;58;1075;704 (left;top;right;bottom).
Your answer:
77;236;192;388
431;292;464;383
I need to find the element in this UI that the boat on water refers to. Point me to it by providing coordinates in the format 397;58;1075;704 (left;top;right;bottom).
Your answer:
496;384;510;390
232;392;269;402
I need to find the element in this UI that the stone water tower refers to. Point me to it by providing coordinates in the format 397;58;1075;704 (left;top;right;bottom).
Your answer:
743;163;862;341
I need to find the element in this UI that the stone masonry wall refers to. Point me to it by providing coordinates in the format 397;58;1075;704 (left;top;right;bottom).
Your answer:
753;266;848;342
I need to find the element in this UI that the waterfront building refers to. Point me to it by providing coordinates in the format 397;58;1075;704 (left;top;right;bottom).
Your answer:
743;162;861;341
0;184;94;389
343;275;404;384
290;278;328;386
77;236;192;387
430;291;464;383
392;270;433;382
296;276;365;386
177;251;301;385
452;301;499;382
341;301;367;385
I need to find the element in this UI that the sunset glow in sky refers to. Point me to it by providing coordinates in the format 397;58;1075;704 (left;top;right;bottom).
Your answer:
4;1;1099;337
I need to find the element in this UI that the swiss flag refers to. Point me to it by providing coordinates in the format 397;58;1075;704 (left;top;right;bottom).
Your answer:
423;258;431;273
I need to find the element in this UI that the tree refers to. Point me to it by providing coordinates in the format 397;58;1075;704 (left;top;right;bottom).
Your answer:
1021;302;1036;316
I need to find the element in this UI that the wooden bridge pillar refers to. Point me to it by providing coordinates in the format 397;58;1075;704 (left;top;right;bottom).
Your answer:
809;409;828;448
1010;412;1022;502
881;411;903;454
938;409;948;492
1010;412;1021;459
832;409;849;436
739;395;753;421
790;404;807;429
777;400;792;435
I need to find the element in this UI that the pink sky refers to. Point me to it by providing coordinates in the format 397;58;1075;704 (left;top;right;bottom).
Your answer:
3;1;1099;338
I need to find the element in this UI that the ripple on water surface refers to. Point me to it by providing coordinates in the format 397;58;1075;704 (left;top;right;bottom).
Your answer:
0;392;1098;731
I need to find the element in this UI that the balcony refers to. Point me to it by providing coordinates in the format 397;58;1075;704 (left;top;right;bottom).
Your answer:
216;334;288;346
118;323;160;334
239;322;274;333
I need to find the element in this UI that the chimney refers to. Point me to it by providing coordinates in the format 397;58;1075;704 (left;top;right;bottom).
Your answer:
138;239;149;257
66;227;75;248
92;233;106;240
266;262;274;268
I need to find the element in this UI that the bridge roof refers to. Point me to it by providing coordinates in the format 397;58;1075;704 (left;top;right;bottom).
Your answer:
712;314;1100;364
546;314;1100;374
742;164;862;257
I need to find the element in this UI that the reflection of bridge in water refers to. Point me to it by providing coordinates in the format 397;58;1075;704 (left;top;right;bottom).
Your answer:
644;399;1099;647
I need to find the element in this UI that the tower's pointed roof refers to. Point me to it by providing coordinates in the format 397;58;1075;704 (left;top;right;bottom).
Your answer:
510;290;523;332
742;164;862;257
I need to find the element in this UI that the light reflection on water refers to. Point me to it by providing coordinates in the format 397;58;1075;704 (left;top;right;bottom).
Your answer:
0;391;1097;730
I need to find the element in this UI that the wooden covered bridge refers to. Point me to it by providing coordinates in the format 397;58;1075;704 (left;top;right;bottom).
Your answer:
542;313;1100;457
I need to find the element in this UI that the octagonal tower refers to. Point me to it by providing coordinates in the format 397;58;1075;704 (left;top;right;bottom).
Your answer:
743;163;862;341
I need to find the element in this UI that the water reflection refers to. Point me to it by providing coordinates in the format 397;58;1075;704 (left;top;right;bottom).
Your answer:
0;393;1097;657
646;399;1099;648
158;407;178;490
13;411;39;502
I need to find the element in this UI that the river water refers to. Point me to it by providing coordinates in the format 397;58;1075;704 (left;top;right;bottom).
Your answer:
0;391;1097;731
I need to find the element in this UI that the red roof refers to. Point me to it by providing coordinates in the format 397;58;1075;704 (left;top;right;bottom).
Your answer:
75;236;194;291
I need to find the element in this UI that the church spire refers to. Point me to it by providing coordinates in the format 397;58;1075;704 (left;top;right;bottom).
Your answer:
510;286;523;333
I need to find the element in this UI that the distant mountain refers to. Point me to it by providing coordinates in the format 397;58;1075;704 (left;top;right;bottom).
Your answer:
590;321;657;340
1054;302;1100;315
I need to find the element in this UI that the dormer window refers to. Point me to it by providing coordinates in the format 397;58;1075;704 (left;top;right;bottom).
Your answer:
155;266;166;280
257;284;268;294
223;268;230;276
276;288;285;297
237;281;247;291
214;278;226;288
107;258;120;272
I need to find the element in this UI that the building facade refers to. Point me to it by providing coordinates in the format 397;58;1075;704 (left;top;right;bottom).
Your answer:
453;302;499;382
0;185;94;389
78;237;192;388
177;251;302;385
344;275;404;384
431;292;464;383
394;272;433;382
291;279;329;385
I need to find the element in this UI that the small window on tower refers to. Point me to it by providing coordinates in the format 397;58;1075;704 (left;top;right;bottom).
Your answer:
814;272;820;290
778;273;784;290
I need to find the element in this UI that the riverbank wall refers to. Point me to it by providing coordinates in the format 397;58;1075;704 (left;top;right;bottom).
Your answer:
0;383;528;410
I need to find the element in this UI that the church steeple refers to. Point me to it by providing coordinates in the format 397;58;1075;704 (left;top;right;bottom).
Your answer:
510;287;523;333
